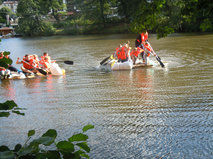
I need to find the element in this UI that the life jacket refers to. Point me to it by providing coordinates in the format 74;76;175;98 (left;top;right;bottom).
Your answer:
144;44;152;57
33;59;39;68
119;47;127;60
116;48;121;60
0;67;6;71
22;57;34;70
40;55;51;65
131;47;143;57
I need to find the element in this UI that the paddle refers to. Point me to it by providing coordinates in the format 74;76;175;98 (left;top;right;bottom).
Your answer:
22;61;47;76
100;56;110;65
64;60;74;65
146;41;165;67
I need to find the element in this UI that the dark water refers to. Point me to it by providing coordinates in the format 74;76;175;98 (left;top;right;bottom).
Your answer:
0;34;213;158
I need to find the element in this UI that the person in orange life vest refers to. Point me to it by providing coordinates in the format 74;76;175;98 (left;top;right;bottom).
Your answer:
0;53;6;72
135;31;148;60
118;43;129;62
114;44;122;59
16;54;37;74
142;41;153;64
32;54;40;68
0;52;4;59
0;51;19;72
42;57;51;73
130;47;144;64
40;52;55;67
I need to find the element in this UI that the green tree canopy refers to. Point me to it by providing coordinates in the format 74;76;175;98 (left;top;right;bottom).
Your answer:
0;7;13;23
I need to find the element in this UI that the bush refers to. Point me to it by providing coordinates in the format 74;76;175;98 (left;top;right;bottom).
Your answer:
0;100;94;159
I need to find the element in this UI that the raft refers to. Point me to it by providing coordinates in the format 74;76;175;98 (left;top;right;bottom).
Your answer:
100;57;155;71
49;63;66;75
0;71;35;80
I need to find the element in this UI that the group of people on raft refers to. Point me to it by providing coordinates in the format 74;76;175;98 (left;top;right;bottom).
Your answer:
16;52;54;75
111;31;155;65
0;52;53;78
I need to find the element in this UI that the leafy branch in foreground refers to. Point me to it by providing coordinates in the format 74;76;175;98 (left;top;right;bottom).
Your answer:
0;100;25;117
0;125;94;159
0;100;94;158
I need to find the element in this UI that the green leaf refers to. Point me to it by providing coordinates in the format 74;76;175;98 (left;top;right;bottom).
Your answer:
0;151;15;159
3;51;10;56
35;151;60;159
0;61;8;68
42;129;57;139
56;141;74;153
17;146;34;156
80;153;89;159
14;144;22;152
82;124;94;132
0;57;12;65
45;151;61;159
0;112;10;117
69;133;88;142
76;142;90;153
28;130;35;137
0;146;10;152
32;136;55;146
0;100;17;110
12;110;25;116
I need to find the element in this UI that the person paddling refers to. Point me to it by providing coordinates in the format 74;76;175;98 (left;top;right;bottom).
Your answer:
117;43;129;63
16;54;37;75
135;31;151;64
130;47;144;64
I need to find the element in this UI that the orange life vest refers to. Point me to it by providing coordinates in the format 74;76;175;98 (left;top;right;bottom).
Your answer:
0;67;6;71
119;47;127;60
144;44;152;56
22;58;34;70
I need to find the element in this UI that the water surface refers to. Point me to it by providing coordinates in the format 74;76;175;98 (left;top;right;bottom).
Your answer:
0;34;213;158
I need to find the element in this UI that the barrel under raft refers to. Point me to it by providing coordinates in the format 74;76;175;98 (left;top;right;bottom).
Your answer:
111;61;133;71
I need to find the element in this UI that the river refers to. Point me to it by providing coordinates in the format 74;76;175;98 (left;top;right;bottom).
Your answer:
0;34;213;158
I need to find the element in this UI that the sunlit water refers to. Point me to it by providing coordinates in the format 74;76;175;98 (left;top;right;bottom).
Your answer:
0;34;213;158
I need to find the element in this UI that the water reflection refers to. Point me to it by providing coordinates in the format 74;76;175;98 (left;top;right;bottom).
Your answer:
0;80;16;100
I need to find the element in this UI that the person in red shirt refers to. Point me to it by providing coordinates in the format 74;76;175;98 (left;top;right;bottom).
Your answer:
16;54;37;75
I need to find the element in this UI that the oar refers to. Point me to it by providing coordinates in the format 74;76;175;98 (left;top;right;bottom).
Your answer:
22;61;47;76
64;60;74;65
146;41;165;67
100;56;110;65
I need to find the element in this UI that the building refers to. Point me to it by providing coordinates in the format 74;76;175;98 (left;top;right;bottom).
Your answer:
0;1;18;13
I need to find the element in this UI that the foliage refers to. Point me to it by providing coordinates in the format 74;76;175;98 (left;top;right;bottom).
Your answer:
0;7;13;24
0;51;13;69
0;100;94;158
0;100;25;117
16;0;61;36
15;0;213;37
0;125;94;159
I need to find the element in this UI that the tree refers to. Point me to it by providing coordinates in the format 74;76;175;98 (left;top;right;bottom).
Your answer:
16;0;56;36
0;7;13;24
40;0;65;22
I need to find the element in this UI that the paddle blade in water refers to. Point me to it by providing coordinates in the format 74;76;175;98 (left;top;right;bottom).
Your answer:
64;61;74;65
100;56;110;65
